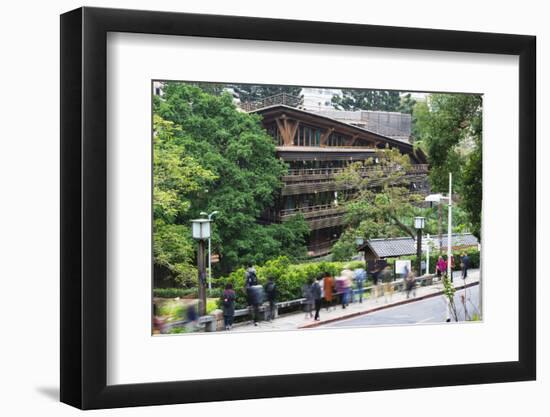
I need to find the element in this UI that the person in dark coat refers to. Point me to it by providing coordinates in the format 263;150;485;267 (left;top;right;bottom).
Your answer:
222;283;236;330
244;263;261;326
302;279;314;319
264;276;277;321
311;275;323;321
461;253;471;280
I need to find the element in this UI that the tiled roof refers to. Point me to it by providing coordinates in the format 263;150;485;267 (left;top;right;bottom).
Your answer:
365;233;479;258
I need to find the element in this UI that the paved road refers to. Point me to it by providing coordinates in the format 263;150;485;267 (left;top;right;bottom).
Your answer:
322;283;480;328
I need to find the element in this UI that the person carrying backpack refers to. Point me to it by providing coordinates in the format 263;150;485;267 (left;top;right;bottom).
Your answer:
245;263;261;326
264;276;277;322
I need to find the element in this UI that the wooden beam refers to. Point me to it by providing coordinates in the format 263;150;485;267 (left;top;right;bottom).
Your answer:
320;128;334;146
289;120;300;146
275;118;292;146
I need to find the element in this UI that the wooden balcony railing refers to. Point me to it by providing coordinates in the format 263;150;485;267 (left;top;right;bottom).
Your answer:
281;173;429;196
284;164;428;178
279;203;346;221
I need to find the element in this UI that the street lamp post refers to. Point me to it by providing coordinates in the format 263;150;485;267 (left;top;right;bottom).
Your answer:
447;173;453;282
425;234;432;274
191;218;211;316
414;217;425;277
425;173;454;322
200;211;219;292
425;173;453;281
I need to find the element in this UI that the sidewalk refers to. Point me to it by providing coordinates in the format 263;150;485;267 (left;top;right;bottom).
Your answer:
230;269;480;332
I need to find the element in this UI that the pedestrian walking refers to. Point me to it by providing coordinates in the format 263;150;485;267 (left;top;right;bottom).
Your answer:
449;255;455;282
381;266;394;303
312;275;323;321
341;268;354;306
323;272;334;311
302;279;314;319
264;276;277;321
405;268;416;299
353;267;367;303
222;283;236;330
245;263;262;326
371;265;382;302
460;253;470;280
436;256;447;280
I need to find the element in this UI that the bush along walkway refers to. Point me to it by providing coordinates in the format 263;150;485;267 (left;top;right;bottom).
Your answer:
228;269;480;333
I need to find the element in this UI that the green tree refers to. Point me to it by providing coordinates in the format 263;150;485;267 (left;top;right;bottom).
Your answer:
414;93;482;239
153;115;217;286
398;93;417;114
154;82;309;275
332;89;401;111
331;148;423;260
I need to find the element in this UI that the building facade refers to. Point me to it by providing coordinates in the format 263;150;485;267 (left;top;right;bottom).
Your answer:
246;98;429;257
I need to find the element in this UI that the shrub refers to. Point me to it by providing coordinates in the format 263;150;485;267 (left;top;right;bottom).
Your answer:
216;256;369;308
153;288;198;298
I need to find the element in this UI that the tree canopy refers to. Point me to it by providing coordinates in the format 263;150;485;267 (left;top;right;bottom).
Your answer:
331;148;423;260
331;89;401;111
153;82;309;282
414;94;482;238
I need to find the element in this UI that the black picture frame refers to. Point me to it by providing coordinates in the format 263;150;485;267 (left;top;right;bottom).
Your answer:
60;6;536;410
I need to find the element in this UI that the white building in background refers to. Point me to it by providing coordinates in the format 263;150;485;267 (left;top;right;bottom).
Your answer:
300;87;343;111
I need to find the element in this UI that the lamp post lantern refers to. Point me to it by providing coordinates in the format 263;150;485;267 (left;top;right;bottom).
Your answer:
191;218;211;316
200;211;219;291
414;217;425;276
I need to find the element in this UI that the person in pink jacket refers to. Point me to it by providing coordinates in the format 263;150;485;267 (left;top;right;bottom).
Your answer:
436;256;447;279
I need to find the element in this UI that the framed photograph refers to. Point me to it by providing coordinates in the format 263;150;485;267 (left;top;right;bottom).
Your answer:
60;6;536;410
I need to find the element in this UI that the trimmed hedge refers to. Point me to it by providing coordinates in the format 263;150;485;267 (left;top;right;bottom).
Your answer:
153;287;222;299
214;257;367;309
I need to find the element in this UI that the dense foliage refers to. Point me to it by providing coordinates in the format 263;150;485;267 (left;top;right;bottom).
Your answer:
413;94;482;238
332;89;401;111
215;257;365;309
153;83;310;284
331;148;423;260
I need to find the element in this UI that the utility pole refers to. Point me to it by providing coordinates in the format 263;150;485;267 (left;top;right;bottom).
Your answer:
197;240;207;316
447;173;453;282
438;203;443;255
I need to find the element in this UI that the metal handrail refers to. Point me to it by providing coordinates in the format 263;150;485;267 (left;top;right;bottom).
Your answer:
279;203;345;217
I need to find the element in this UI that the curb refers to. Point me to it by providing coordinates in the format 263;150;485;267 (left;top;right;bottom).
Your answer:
298;281;480;329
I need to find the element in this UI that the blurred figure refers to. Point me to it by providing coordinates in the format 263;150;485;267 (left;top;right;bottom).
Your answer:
222;283;236;330
186;301;198;331
312;275;323;321
341;267;354;306
335;275;346;309
323;271;334;311
353;266;367;303
371;265;382;302
264;275;277;322
303;278;314;319
436;256;447;280
381;266;394;303
461;252;470;280
152;303;166;335
245;263;261;326
449;255;455;282
405;267;416;299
